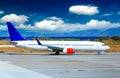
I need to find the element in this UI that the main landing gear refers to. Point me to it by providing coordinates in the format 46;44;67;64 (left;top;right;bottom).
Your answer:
98;51;104;55
55;51;60;55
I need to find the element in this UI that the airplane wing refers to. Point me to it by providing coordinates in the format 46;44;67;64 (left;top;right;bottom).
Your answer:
47;45;63;51
36;38;63;51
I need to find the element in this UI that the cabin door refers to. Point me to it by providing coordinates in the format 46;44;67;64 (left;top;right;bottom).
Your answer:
96;43;99;50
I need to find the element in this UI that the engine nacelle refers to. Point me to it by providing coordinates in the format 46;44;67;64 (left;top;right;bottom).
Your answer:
63;48;74;55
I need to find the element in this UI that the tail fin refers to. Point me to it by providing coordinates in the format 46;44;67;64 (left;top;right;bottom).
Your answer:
6;22;26;41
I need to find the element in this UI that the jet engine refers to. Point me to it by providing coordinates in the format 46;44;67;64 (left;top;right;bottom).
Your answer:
63;48;74;54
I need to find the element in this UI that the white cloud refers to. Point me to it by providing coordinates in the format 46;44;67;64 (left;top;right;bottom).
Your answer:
85;20;111;30
21;17;120;32
0;25;7;30
0;10;4;14
103;13;112;16
69;5;99;15
34;16;64;30
2;16;119;32
53;20;120;31
1;14;28;24
48;16;62;20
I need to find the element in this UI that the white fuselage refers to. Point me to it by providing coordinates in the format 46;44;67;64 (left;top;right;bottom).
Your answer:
12;40;110;52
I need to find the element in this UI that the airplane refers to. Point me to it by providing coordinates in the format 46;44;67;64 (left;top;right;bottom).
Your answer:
6;22;110;55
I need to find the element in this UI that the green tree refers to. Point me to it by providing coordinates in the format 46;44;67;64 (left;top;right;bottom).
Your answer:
94;39;101;42
110;36;120;41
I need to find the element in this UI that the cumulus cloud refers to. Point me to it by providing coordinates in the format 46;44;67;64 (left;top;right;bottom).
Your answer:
2;16;119;32
22;16;120;32
0;10;4;14
55;20;120;31
1;14;28;24
34;16;64;30
69;5;99;15
85;20;111;30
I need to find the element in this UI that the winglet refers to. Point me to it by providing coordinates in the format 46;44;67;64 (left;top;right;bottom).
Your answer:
7;22;26;41
36;38;42;45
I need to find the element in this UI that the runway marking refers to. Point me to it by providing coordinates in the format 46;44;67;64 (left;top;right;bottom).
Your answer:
0;61;53;78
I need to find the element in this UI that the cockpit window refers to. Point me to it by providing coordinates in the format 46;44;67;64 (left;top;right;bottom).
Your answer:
102;44;106;46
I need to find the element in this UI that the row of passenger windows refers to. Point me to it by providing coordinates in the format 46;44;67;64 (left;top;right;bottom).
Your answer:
72;44;94;46
28;44;94;46
47;44;94;46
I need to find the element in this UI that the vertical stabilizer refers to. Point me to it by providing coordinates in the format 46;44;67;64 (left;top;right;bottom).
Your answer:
7;22;26;41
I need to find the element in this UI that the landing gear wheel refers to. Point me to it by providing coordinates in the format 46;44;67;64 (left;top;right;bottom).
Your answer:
55;51;60;55
98;51;104;55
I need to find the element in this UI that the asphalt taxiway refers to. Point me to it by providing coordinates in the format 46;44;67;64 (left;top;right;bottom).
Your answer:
0;52;120;78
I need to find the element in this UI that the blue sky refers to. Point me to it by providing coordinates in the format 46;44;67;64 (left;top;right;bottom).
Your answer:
0;0;120;37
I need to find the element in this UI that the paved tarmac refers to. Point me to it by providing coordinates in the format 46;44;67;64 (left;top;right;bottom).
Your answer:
0;52;120;78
